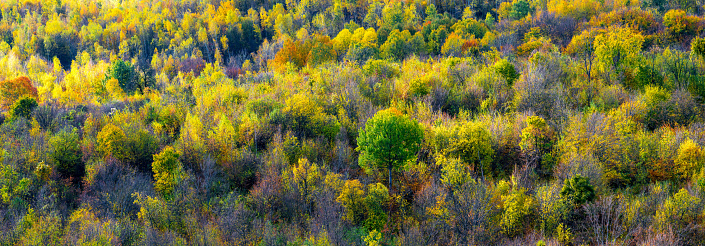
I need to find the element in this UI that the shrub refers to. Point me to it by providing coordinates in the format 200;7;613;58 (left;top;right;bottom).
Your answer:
642;89;701;130
83;159;154;219
493;59;519;86
97;122;158;172
280;93;340;141
654;188;701;231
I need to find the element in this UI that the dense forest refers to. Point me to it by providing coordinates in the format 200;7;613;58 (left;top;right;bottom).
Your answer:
1;0;705;245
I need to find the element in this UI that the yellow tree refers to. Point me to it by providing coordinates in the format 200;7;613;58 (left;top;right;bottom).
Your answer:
594;26;644;85
565;28;605;84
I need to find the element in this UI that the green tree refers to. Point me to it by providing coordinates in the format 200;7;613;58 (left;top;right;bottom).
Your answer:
357;108;423;191
152;146;184;198
49;128;84;181
560;174;595;208
494;59;519;86
108;59;138;94
380;29;408;61
447;121;495;178
9;97;38;120
509;0;534;20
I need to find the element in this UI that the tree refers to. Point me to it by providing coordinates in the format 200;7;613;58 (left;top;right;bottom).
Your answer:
441;33;464;57
364;183;390;231
152;146;184;198
509;0;534;20
501;187;535;237
494;59;519;86
663;9;701;42
284;158;322;215
337;179;366;225
654;188;701;232
108;59;138;94
447;121;495;178
9;97;38;120
280;93;340;141
97;123;127;160
308;35;337;66
380;29;409;61
0;76;38;110
674;139;705;181
49;128;84;181
560;174;595;208
565;29;604;84
520;116;556;176
274;39;312;69
357;108;423;191
593;27;644;85
692;37;705;59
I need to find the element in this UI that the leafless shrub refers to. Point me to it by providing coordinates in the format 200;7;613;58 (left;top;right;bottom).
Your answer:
583;196;629;245
637;227;680;246
81;158;155;220
554;153;604;192
513;62;568;121
218;193;256;245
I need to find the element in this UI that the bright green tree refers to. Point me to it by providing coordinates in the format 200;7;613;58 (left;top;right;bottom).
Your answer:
357;108;423;191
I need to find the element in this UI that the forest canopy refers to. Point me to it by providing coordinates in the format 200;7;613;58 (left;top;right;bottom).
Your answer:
0;0;704;245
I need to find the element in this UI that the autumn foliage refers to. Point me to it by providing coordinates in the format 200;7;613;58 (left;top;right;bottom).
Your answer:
0;76;37;110
1;0;705;245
